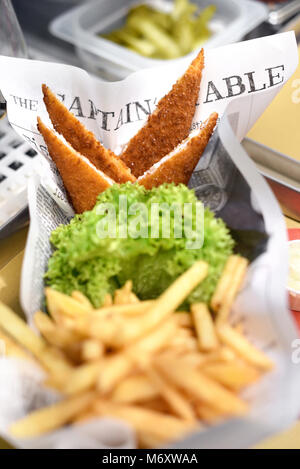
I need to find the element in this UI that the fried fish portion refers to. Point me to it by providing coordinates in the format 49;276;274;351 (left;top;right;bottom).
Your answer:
37;117;114;214
120;49;205;178
42;84;135;184
138;112;218;189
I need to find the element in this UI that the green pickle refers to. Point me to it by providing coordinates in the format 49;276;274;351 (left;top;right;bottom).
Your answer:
100;1;216;59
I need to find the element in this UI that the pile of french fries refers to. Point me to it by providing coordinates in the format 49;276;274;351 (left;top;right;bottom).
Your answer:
0;256;273;448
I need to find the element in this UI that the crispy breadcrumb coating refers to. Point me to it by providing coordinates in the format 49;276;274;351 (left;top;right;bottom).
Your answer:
37;117;114;213
42;84;135;184
138;113;218;189
120;49;205;177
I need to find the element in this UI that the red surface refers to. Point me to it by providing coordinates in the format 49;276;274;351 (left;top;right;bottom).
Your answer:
288;229;300;242
288;229;300;332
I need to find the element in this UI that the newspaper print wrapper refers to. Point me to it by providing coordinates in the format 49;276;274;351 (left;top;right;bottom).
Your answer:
0;32;299;449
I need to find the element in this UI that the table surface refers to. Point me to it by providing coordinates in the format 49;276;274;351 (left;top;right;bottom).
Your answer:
248;45;300;162
286;218;300;229
0;226;28;270
0;217;299;449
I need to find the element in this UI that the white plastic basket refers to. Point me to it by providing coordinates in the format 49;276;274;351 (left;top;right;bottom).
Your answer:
50;0;268;80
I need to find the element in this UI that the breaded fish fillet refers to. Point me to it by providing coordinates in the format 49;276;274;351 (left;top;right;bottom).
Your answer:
37;117;114;214
138;112;218;190
120;49;205;178
42;84;135;184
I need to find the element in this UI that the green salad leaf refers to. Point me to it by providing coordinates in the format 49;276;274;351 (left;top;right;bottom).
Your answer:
45;183;234;308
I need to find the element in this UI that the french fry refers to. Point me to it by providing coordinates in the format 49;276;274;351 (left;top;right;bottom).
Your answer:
62;361;103;395
156;356;248;416
197;347;236;365
218;347;236;361
176;327;194;339
123;280;133;293
98;319;176;392
96;263;206;349
71;290;93;308
44;298;62;325
201;361;260;392
81;339;104;362
10;391;97;438
191;303;218;351
128;292;140;304
0;302;47;356
58;342;84;363
128;318;176;357
217;324;273;371
167;347;234;368
89;315;137;347
142;261;208;331
34;311;83;349
211;256;248;323
234;321;244;334
210;256;241;312
103;293;113;307
73;409;97;425
143;397;170;413
90;303;177;348
138;432;163;449
195;403;225;425
46;288;92;318
147;367;196;421
0;327;36;363
173;312;193;328
86;314;123;348
51;313;76;329
217;257;248;324
39;348;74;378
112;375;158;404
97;354;133;394
114;281;133;305
92;300;154;317
0;302;72;375
43;352;75;381
163;350;206;368
168;335;198;352
217;347;236;362
113;280;140;305
93;400;197;442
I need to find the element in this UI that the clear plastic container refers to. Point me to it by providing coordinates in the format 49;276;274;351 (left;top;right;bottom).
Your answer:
50;0;268;80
